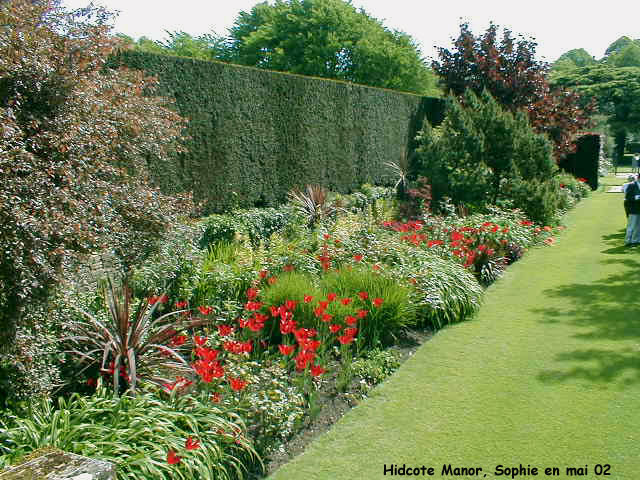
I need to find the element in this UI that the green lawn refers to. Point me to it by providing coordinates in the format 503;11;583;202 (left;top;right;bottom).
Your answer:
269;175;640;480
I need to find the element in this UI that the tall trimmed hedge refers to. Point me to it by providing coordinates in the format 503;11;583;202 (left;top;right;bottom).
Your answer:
108;51;444;213
559;134;600;190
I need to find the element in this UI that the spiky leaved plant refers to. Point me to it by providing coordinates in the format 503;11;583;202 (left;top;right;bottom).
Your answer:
288;185;336;228
65;278;208;394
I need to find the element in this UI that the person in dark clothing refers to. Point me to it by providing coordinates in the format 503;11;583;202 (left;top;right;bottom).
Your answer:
625;173;640;245
623;174;635;217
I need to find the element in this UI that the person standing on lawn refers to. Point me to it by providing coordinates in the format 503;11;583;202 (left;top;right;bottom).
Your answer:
623;174;636;217
625;173;640;245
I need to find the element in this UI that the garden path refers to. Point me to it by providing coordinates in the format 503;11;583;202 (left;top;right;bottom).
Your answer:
269;175;640;480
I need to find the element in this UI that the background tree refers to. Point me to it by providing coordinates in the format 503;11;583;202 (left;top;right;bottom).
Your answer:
551;48;597;74
604;36;637;57
551;64;640;165
432;22;594;160
225;0;439;95
607;43;640;68
121;31;232;62
0;0;191;360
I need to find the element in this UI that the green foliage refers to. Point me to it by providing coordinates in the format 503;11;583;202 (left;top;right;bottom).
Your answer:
130;221;203;300
318;267;417;347
200;215;240;247
108;50;444;214
64;279;207;394
604;36;636;57
236;362;306;455
551;64;640;145
608;43;640;68
414;90;561;224
289;185;337;228
199;206;302;250
0;298;65;409
191;245;256;309
506;178;563;227
352;348;400;394
433;22;594;160
0;388;260;479
0;1;191;360
558;134;600;190
258;273;323;340
383;243;483;329
227;0;438;95
552;48;597;71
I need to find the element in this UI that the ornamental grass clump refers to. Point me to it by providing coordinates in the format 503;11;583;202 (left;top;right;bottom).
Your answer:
319;267;417;347
0;387;260;479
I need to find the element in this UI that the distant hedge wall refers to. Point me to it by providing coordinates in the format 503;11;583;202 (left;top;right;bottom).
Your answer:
108;51;444;213
559;134;600;190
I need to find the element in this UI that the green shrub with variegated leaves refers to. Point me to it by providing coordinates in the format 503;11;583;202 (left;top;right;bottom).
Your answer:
0;387;261;480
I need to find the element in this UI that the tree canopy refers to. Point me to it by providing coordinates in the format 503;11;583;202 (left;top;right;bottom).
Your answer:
551;64;640;159
432;22;594;160
223;0;438;95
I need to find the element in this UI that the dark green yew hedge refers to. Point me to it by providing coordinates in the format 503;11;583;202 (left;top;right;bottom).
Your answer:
559;134;600;190
108;51;444;214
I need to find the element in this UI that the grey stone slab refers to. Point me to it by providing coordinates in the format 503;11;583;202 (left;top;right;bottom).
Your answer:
0;452;115;480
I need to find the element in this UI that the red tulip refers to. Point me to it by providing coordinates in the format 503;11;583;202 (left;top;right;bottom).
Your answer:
311;364;326;377
279;344;296;355
195;347;219;362
186;436;200;450
217;324;234;336
329;324;342;333
285;300;297;311
167;449;181;465
228;376;248;392
373;298;384;308
345;315;357;326
169;335;187;347
338;334;355;345
356;309;368;319
303;295;314;303
358;291;368;300
340;297;352;306
194;335;207;346
353;254;363;262
327;292;337;302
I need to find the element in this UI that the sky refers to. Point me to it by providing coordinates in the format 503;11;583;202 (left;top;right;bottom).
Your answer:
60;0;640;63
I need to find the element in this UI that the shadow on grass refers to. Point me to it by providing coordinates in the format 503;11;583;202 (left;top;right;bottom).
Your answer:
532;254;640;388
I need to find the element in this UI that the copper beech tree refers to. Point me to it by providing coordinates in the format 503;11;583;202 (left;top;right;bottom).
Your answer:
433;22;595;160
0;0;191;351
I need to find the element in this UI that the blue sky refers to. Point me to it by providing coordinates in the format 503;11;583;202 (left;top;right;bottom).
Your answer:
61;0;639;62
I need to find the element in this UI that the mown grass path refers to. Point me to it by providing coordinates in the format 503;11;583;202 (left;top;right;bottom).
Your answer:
269;177;639;480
